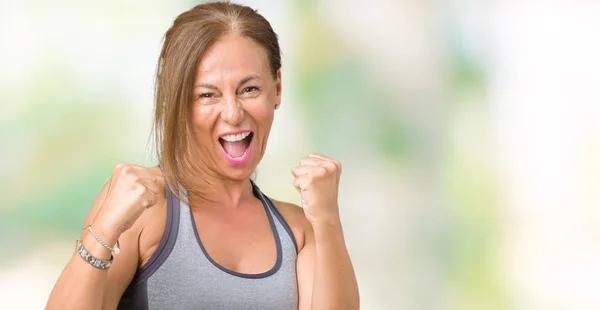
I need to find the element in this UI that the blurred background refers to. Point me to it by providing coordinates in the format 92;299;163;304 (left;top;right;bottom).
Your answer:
1;0;599;309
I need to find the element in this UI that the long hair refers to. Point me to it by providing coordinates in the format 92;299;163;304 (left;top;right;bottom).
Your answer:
153;2;281;203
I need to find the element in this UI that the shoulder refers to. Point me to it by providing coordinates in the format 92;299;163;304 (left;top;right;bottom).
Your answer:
269;198;313;252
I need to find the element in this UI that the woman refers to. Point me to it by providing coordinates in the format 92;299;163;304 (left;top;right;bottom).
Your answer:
47;2;359;309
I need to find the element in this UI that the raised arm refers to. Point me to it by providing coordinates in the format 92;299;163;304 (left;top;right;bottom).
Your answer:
292;154;360;310
46;164;162;310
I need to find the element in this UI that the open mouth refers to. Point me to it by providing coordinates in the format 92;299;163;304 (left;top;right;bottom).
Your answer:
218;131;254;159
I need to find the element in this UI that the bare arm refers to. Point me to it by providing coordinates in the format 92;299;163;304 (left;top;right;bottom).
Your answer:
292;153;360;309
297;219;359;310
47;164;161;309
46;181;139;310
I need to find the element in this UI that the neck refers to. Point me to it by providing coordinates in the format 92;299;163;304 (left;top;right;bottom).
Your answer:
188;176;255;209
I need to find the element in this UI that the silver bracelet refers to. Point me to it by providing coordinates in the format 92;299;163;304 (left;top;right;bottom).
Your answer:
75;239;113;269
87;225;121;255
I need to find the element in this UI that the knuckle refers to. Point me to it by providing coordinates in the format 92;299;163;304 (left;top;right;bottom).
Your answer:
113;162;127;174
315;166;328;175
134;184;147;196
323;161;336;171
332;159;342;169
121;165;132;175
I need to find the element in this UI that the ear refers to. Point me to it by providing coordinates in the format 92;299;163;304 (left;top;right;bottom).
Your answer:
275;69;282;106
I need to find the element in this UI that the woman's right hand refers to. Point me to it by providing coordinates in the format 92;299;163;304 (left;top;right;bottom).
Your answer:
90;163;163;244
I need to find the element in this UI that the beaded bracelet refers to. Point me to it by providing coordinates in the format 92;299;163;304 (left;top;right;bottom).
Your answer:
75;239;113;269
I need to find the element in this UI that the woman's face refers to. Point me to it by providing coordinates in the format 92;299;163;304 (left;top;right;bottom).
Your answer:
190;34;281;181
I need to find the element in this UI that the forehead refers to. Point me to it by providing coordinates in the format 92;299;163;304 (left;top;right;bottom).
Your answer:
195;35;270;81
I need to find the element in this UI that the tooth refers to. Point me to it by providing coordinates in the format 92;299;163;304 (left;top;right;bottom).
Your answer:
221;132;250;142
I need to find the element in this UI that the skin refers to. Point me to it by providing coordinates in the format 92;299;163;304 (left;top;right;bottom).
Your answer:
47;34;359;310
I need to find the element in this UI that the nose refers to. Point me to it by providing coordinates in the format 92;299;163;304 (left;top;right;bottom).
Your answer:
220;94;244;126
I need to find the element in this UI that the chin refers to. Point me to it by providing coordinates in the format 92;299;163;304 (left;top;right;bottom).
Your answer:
222;165;256;181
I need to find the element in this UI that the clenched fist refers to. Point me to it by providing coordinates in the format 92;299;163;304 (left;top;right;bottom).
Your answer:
291;153;342;225
91;163;163;243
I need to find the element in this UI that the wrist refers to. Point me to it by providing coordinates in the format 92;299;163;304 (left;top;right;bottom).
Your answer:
311;216;342;229
311;216;344;241
309;206;342;228
91;218;121;244
81;233;113;260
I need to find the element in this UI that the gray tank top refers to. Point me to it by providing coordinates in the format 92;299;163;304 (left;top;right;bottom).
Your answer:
118;181;299;309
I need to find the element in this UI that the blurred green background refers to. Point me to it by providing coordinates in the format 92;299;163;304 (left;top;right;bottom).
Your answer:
1;1;600;309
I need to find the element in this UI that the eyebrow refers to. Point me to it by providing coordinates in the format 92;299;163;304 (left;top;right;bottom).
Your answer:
194;75;260;90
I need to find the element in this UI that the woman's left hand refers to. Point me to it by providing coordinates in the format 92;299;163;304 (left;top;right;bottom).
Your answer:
292;153;342;226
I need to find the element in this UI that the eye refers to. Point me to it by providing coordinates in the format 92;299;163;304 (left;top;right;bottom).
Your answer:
197;92;215;99
242;86;260;94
